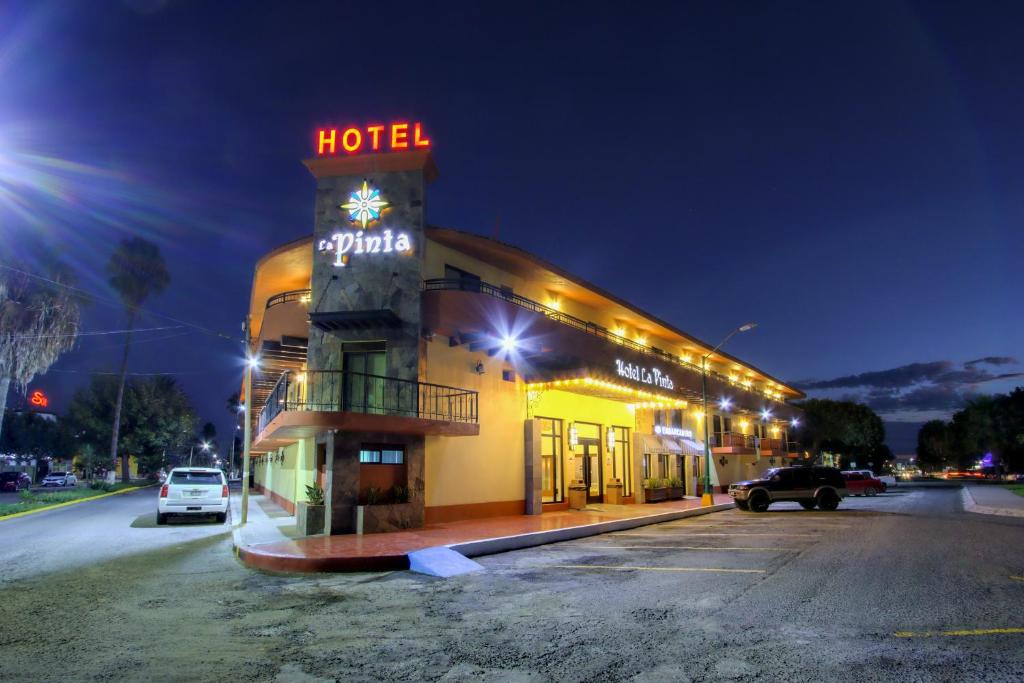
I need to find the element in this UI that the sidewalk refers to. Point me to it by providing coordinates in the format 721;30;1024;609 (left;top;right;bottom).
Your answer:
232;494;733;573
961;486;1024;518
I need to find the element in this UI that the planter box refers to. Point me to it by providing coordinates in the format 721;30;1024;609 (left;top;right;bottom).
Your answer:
644;487;668;503
667;486;685;500
296;502;325;536
355;502;423;534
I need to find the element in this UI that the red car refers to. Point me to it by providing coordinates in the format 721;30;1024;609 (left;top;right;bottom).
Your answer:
0;471;32;492
841;471;885;496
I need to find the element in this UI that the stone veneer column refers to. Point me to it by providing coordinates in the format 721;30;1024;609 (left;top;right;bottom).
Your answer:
524;419;542;515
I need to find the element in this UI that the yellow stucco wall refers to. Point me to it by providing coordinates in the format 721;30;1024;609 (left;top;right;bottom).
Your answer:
423;339;525;508
252;437;315;506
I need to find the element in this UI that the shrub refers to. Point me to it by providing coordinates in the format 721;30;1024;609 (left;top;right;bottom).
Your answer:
18;489;35;503
364;487;383;505
305;484;325;506
391;485;409;504
666;476;682;488
644;478;665;489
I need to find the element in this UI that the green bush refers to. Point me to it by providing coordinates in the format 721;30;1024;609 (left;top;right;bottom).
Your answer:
391;485;409;504
364;487;383;505
644;478;665;489
666;476;683;488
18;489;35;502
304;484;325;506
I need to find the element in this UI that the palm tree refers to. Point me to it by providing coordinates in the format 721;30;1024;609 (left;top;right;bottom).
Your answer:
107;237;170;483
0;260;82;441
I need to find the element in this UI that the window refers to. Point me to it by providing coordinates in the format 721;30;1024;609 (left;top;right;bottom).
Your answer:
170;471;223;485
613;426;631;496
642;453;652;480
671;410;683;429
538;418;563;503
359;446;405;464
445;264;481;289
658;453;670;478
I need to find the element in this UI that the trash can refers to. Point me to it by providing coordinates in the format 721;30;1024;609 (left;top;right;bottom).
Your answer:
568;481;588;510
605;479;624;505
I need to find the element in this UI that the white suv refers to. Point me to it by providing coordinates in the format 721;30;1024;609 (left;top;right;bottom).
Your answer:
157;468;228;524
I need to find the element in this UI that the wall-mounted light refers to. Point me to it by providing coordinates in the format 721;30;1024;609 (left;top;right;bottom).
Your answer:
761;409;772;421
607;426;616;453
719;397;732;411
569;424;579;449
791;418;800;428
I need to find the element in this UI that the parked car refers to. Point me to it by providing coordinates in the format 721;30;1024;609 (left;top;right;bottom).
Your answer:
841;471;885;496
41;471;77;487
0;471;32;492
157;467;229;524
728;466;847;512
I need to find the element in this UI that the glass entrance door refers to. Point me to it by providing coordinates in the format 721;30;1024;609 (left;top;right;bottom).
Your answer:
577;441;603;503
343;345;386;413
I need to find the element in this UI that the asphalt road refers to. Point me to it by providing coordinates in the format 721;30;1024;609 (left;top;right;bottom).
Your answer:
0;487;231;584
1;488;1023;682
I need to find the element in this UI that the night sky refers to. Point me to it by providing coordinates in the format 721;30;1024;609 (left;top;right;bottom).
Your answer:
2;1;1021;454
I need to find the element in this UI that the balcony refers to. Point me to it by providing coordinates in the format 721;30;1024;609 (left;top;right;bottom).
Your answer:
786;441;803;458
254;370;479;450
756;437;785;457
712;432;756;455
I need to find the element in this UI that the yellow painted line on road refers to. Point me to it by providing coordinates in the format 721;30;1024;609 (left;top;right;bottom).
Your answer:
1010;576;1024;582
547;564;766;574
0;485;151;522
894;628;1024;638
562;545;789;552
615;532;818;538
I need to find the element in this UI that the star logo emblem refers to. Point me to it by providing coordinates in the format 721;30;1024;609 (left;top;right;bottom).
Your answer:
340;180;388;228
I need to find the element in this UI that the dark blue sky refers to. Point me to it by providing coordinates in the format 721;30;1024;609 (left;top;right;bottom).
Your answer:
2;1;1021;453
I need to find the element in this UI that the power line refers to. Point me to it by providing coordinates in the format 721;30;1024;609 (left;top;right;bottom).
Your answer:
45;368;205;376
0;262;239;342
11;325;182;339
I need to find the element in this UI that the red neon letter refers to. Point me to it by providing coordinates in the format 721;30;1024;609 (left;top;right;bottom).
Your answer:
391;123;409;149
367;125;384;151
30;390;48;407
413;122;430;148
317;129;336;155
341;128;362;153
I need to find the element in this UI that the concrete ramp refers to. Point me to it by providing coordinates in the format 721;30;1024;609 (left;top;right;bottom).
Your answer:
408;546;484;577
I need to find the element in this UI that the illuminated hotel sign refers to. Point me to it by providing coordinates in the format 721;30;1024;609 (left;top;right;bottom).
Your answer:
315;122;431;156
655;425;693;438
317;180;412;268
615;359;674;390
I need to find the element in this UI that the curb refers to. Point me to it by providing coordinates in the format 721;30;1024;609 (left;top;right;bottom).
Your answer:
961;487;1024;519
234;502;734;573
0;484;152;522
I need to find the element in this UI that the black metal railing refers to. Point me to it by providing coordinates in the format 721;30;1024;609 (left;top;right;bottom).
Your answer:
423;277;783;403
258;370;478;434
265;289;312;309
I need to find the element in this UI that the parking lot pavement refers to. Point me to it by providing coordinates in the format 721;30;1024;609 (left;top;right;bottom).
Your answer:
2;487;1023;682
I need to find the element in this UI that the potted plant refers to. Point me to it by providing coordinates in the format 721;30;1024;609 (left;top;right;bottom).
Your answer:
296;483;326;536
643;477;668;503
666;476;684;500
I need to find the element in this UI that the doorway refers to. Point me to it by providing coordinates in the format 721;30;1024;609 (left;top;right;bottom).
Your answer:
342;342;386;413
576;440;603;503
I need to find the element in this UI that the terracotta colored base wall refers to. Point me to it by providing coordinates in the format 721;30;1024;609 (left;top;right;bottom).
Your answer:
425;499;526;524
252;482;296;515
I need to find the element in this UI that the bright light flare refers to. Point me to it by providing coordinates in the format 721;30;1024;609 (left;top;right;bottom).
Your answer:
719;397;732;411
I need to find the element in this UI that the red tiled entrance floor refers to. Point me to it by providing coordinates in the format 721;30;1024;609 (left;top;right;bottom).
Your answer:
238;495;733;573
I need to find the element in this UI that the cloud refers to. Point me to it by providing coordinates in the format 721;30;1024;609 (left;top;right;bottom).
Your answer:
799;357;1022;417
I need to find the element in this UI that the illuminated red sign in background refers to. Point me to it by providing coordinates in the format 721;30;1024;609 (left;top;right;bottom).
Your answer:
30;390;49;408
316;122;431;156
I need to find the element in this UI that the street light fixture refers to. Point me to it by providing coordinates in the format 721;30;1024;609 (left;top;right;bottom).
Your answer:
701;322;757;507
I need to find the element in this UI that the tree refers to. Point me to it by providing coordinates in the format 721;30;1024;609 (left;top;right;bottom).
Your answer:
793;398;886;468
916;420;951;472
106;238;170;483
0;412;76;461
70;375;194;478
0;256;82;441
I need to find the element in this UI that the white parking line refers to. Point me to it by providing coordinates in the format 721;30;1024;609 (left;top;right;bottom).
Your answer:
556;545;791;552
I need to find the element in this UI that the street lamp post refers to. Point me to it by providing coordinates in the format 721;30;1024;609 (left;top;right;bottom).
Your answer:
701;322;757;507
188;441;210;467
240;344;258;526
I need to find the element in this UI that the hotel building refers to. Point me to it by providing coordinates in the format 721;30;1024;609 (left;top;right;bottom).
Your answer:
246;129;805;534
